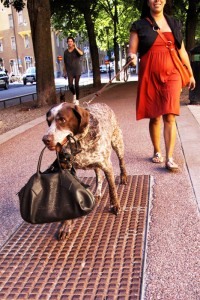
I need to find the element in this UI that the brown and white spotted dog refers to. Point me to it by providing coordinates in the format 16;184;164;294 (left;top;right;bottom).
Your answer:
42;102;127;240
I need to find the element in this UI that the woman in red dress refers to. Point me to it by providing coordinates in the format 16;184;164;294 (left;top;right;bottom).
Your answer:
128;0;195;170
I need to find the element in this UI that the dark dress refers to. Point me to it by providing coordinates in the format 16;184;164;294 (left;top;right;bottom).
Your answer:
136;32;182;120
64;48;82;77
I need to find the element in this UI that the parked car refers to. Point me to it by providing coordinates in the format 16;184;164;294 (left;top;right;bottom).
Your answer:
100;65;107;73
22;67;36;85
9;73;22;83
100;64;114;73
0;71;9;90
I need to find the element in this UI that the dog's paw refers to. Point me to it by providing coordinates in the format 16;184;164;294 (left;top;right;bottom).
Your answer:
57;229;71;241
95;195;101;202
57;220;73;241
120;174;128;185
109;205;121;216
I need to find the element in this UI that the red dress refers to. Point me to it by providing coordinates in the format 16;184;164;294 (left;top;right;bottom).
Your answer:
136;32;182;120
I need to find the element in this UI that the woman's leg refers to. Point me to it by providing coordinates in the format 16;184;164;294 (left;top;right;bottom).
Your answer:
163;113;177;161
68;75;75;96
149;117;162;161
74;75;81;100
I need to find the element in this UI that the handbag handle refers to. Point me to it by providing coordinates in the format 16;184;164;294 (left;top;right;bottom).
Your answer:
37;146;62;175
36;134;79;175
37;146;47;174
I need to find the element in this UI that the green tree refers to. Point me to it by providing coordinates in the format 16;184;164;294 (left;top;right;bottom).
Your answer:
27;0;56;106
51;0;101;87
98;0;120;80
181;0;200;51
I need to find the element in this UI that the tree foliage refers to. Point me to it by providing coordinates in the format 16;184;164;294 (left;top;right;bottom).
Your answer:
51;0;102;87
51;0;140;81
1;0;25;11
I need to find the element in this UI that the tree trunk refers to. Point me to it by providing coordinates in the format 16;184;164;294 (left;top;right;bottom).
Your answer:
185;0;198;53
113;0;120;81
83;9;101;87
27;0;57;106
114;35;120;80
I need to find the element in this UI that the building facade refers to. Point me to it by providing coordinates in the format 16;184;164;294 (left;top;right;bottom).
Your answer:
0;4;34;75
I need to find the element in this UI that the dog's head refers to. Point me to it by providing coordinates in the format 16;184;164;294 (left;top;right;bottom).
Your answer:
42;103;89;150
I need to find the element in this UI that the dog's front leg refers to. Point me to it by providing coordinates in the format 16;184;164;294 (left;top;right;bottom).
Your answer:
103;163;120;215
119;157;128;185
94;167;104;200
58;220;74;241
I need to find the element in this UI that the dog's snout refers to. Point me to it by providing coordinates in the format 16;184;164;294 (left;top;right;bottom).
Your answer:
42;135;53;145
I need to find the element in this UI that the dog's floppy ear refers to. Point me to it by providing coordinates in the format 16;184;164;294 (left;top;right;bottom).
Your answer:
72;105;89;134
46;108;52;126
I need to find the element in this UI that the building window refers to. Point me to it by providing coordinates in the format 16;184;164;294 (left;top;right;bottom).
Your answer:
24;35;30;48
24;56;33;69
0;40;3;52
11;37;16;50
18;11;23;25
8;14;14;28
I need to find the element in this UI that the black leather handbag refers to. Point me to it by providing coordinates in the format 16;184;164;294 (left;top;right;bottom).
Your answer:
18;146;95;224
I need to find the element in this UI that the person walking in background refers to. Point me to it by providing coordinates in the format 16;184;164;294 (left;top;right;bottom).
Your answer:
128;0;195;171
63;36;83;105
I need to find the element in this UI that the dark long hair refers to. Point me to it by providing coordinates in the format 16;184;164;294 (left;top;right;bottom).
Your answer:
67;36;75;42
140;0;171;19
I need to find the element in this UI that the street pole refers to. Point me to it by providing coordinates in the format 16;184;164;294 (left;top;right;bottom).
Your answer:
84;46;90;78
86;53;90;78
11;5;20;75
105;27;111;81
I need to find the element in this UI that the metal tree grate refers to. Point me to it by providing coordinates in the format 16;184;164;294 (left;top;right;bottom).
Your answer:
0;175;151;300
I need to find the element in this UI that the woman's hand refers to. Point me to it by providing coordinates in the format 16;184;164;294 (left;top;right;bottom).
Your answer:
188;76;196;90
127;53;137;66
74;44;84;56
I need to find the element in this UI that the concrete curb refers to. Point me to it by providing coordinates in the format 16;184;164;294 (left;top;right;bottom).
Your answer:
0;83;118;146
177;105;200;211
0;116;46;145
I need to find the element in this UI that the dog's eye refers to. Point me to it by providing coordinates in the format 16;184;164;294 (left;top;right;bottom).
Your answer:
56;117;66;124
60;117;66;123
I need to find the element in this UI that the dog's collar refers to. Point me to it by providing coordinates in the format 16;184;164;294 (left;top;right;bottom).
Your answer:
74;124;90;142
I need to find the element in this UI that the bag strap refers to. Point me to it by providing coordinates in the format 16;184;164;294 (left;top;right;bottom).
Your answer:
146;17;159;31
37;146;62;174
146;17;174;51
37;146;47;174
146;17;178;60
146;18;172;44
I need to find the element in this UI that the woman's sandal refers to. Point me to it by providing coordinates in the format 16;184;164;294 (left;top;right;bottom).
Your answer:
152;152;164;163
166;158;179;171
